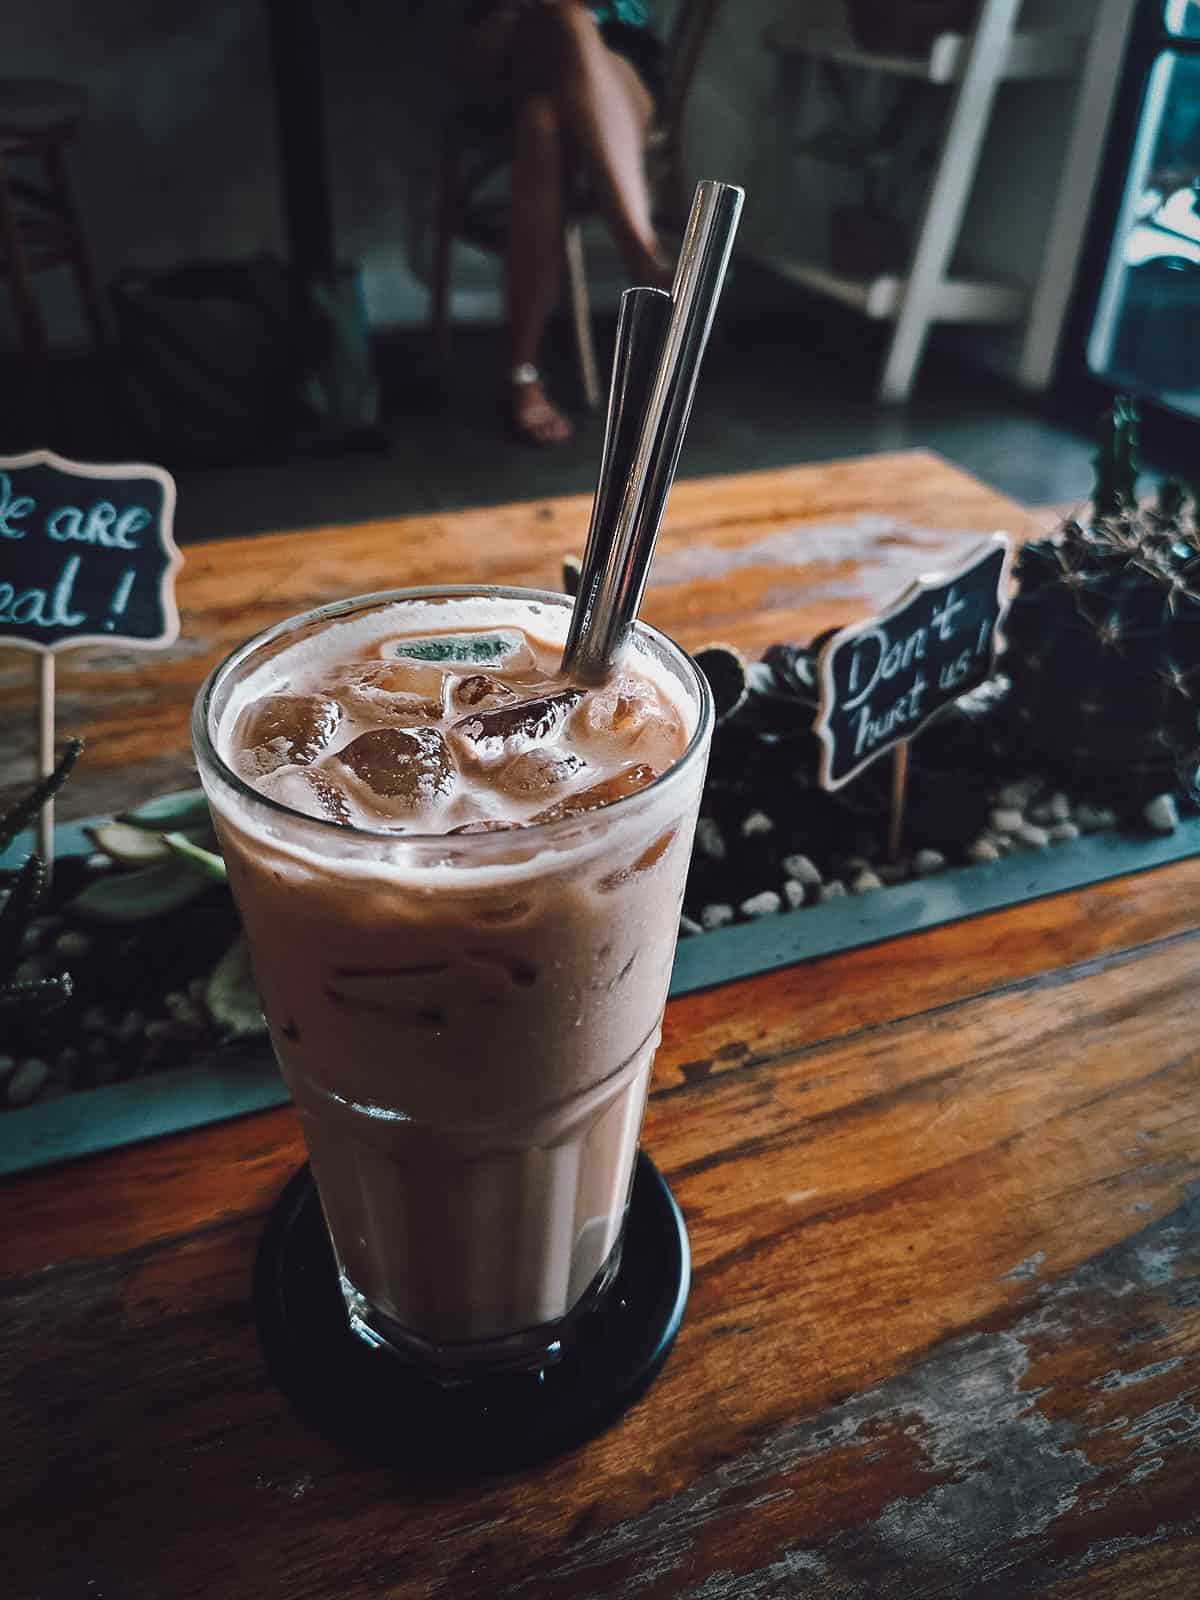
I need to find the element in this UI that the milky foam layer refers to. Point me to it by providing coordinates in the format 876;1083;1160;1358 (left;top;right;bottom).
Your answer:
219;593;692;838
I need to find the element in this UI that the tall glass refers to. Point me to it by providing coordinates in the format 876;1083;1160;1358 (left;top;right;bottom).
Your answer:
193;587;713;1380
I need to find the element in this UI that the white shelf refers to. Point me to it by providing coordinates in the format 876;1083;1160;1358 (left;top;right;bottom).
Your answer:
764;258;1025;324
765;25;1081;84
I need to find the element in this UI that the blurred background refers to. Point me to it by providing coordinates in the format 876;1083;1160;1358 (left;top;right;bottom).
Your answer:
0;0;1196;542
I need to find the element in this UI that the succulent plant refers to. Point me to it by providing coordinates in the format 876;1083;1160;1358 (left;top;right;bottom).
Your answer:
72;787;225;923
0;738;82;1022
1002;400;1200;806
77;789;263;1039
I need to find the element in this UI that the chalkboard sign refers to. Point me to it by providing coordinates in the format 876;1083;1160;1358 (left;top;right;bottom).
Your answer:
815;535;1010;790
0;450;180;654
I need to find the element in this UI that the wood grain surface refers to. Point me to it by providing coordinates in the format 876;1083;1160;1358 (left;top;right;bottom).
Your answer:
0;451;1048;821
2;456;1197;1600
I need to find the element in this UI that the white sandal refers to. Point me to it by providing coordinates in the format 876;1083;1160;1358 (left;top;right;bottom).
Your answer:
510;364;572;445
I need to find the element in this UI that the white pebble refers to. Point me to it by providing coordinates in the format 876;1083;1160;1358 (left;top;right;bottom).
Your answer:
997;779;1042;809
679;914;703;938
1075;804;1117;833
878;862;908;885
991;833;1015;854
1047;792;1071;822
780;878;805;910
843;856;871;874
818;880;848;902
1016;822;1050;849
0;1054;16;1081
850;869;883;894
912;848;945;876
1049;821;1080;843
990;808;1023;834
700;903;734;931
165;991;204;1031
1144;793;1179;834
741;890;781;918
119;1009;146;1040
7;1058;50;1108
54;929;92;960
740;810;774;839
13;958;43;985
968;838;1001;863
781;853;822;886
695;817;726;861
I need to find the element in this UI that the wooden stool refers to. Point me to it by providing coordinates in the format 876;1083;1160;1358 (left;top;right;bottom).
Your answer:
0;79;107;397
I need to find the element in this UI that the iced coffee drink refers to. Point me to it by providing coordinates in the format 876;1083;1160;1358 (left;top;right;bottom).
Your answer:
193;587;712;1376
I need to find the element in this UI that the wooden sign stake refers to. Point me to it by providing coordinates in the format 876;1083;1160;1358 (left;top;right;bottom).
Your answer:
38;653;56;874
888;739;909;864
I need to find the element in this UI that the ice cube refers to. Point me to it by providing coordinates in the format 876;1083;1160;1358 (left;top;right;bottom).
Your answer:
452;688;583;764
598;829;676;889
447;818;523;834
261;765;354;825
390;630;532;668
532;763;659;822
449;673;520;713
236;693;341;774
497;746;587;798
336;660;446;722
336;727;455;807
577;674;659;740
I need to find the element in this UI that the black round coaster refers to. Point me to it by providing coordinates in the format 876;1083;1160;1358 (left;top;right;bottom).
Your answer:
253;1151;689;1474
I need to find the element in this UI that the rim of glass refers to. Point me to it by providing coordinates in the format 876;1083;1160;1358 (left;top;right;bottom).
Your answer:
192;584;715;849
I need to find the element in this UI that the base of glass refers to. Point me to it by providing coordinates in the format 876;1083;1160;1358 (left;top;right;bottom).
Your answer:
253;1150;689;1471
339;1241;625;1382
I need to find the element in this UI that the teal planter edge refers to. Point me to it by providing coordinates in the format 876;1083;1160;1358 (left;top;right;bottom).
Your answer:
3;814;1198;1177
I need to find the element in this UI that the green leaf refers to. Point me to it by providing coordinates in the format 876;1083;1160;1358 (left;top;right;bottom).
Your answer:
117;788;212;833
0;972;72;1017
205;936;266;1036
0;738;83;854
85;820;173;867
163;831;228;882
66;860;212;924
87;821;219;870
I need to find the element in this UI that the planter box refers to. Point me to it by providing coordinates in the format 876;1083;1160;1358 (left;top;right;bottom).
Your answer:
3;813;1198;1176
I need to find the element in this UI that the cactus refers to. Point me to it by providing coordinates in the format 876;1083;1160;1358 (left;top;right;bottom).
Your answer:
0;738;82;1021
1002;398;1200;805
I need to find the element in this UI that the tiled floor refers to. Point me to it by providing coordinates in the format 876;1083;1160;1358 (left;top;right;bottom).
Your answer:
4;274;1122;545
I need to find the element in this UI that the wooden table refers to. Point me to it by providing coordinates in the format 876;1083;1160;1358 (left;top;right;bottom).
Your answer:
3;454;1198;1598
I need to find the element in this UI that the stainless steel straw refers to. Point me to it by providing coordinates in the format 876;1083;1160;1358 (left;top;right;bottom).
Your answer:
562;180;745;683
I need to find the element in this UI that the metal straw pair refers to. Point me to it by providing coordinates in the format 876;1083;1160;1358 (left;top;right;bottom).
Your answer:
561;180;745;683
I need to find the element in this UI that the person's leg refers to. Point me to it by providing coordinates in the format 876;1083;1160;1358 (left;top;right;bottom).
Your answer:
515;5;668;286
507;92;572;443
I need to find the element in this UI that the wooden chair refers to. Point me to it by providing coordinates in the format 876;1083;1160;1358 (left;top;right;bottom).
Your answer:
427;0;723;409
0;79;107;406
